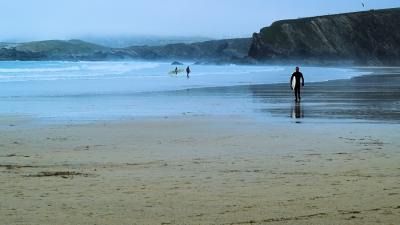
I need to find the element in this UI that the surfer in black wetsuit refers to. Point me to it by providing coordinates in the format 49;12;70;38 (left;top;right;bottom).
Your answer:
174;67;178;75
290;67;304;102
186;66;191;78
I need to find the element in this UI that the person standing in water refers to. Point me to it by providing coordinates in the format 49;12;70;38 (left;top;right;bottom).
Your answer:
186;66;191;78
290;66;304;102
174;67;178;75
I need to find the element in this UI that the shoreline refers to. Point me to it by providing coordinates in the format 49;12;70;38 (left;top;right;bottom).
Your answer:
1;66;400;125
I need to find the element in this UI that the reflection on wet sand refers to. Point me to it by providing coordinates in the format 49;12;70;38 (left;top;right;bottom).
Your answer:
291;102;304;119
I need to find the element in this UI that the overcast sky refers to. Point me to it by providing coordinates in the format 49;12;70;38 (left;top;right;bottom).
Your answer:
1;0;399;41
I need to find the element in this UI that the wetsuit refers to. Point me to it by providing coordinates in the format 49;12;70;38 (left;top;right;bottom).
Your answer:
290;71;304;101
186;67;191;78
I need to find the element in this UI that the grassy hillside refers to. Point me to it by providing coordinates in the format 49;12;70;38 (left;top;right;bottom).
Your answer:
15;40;109;54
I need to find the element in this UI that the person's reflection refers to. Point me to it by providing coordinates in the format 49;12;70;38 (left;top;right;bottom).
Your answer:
291;101;304;119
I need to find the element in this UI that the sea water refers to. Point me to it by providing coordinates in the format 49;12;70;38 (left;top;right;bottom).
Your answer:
0;61;366;122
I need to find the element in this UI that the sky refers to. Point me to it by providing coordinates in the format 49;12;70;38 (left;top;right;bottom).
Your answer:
0;0;399;41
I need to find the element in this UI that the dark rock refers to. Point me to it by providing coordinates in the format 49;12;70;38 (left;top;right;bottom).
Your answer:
171;61;183;65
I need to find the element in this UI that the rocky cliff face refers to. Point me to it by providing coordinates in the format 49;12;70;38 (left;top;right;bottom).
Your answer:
249;8;400;65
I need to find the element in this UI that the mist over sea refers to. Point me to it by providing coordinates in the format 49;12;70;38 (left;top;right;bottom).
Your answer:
0;61;368;122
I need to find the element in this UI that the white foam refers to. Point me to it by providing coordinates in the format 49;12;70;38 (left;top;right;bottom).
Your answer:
0;66;81;73
0;61;161;82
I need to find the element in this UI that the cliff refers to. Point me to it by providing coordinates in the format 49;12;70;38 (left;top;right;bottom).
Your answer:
249;8;400;65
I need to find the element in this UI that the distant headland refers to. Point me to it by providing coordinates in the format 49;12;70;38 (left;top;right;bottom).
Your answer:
0;8;399;66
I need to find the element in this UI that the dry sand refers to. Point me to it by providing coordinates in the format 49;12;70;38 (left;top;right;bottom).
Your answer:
0;116;399;225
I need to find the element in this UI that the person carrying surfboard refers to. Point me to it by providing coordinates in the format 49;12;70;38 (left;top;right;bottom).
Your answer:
186;66;191;78
290;67;304;102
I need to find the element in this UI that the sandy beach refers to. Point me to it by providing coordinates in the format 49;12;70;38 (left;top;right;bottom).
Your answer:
1;116;400;225
1;70;400;225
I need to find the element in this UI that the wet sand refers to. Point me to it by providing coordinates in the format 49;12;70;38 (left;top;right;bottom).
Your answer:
1;70;400;225
253;72;400;122
183;67;400;122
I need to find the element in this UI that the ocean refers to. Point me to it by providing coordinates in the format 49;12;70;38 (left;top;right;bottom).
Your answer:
0;61;369;123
